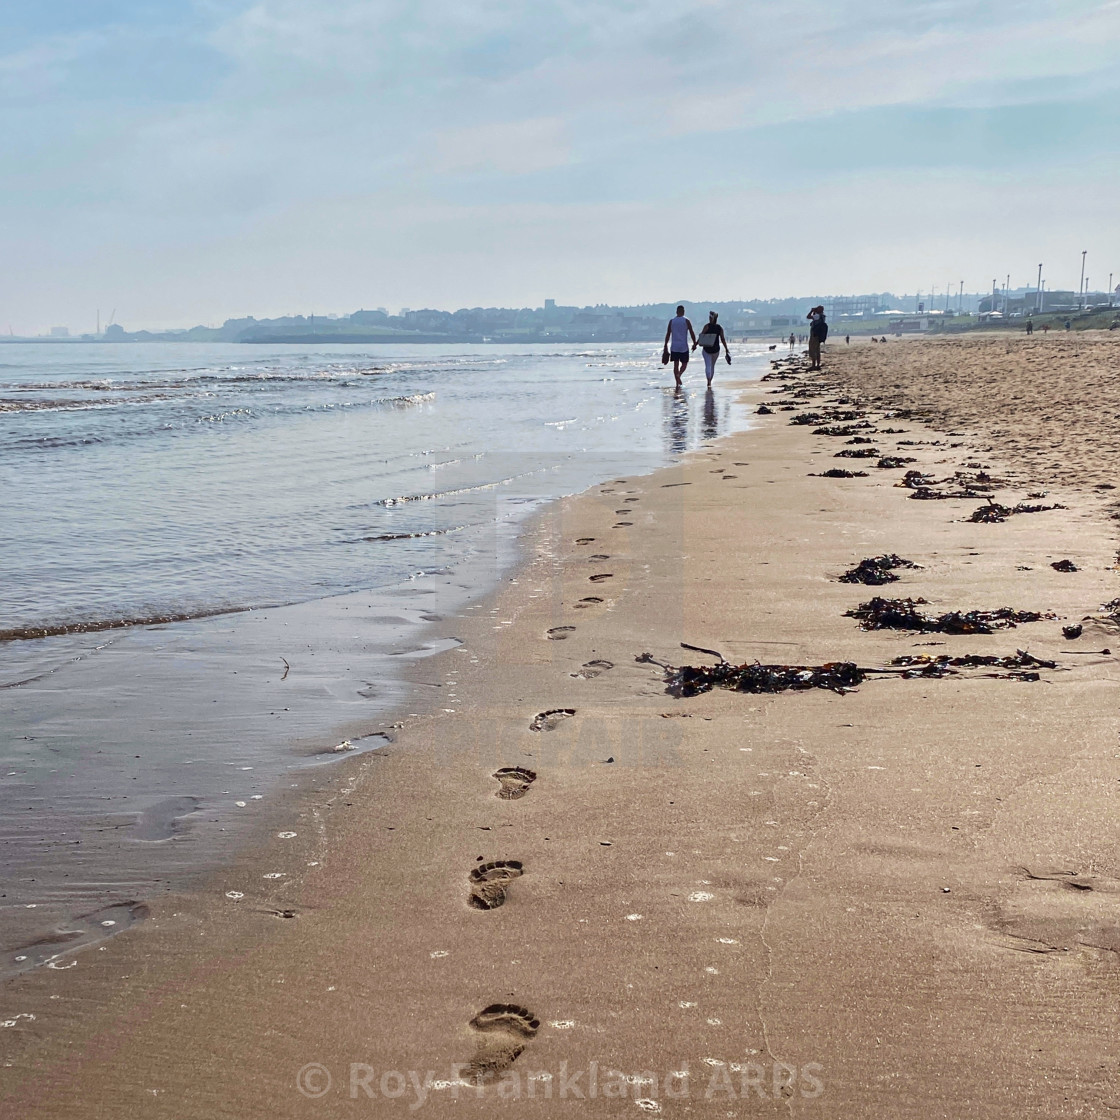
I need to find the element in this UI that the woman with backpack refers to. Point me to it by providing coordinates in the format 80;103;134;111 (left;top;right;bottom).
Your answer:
806;305;828;370
692;311;731;386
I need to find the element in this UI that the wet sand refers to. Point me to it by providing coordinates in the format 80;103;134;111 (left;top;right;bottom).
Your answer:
2;339;1119;1117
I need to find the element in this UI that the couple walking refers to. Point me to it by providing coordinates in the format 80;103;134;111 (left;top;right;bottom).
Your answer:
663;306;730;387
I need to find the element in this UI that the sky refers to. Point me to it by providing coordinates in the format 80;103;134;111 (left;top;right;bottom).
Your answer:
3;1;1119;333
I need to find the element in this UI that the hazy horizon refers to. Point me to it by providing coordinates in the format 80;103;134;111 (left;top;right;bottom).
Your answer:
4;1;1119;335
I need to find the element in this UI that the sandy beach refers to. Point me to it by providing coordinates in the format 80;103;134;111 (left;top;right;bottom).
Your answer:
2;335;1119;1117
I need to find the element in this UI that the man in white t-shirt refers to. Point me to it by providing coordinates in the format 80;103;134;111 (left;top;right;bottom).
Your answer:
663;306;697;387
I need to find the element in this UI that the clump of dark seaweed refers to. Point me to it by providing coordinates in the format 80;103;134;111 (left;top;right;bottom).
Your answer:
636;643;1058;698
889;651;1057;681
968;501;1015;523
637;651;866;697
790;412;827;425
1050;559;1078;572
897;469;937;488
838;555;919;586
967;500;1067;523
878;428;909;434
812;423;874;436
877;456;917;469
846;596;1054;634
953;469;1008;488
755;404;773;415
835;448;880;459
812;469;869;478
846;436;876;445
908;486;992;501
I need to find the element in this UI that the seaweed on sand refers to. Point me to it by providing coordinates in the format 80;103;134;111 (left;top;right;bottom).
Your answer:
812;468;869;478
637;651;867;696
636;644;1059;698
909;486;993;501
889;651;1057;681
897;469;937;488
813;423;874;436
967;499;1067;523
846;597;1055;634
792;410;866;426
835;448;880;459
877;456;917;469
837;555;919;586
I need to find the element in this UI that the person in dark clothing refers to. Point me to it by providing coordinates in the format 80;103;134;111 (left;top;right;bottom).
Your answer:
806;306;827;370
692;311;730;386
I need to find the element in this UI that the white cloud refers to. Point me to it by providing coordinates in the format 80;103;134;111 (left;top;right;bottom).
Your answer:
431;117;572;175
3;0;1119;329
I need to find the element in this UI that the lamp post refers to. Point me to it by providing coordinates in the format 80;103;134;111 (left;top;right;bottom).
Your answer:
1080;250;1087;310
1036;263;1043;313
958;280;963;314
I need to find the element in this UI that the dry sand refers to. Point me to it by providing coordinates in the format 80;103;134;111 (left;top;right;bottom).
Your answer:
826;332;1120;491
2;337;1119;1117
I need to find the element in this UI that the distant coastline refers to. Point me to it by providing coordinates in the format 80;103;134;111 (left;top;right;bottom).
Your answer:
11;286;1116;343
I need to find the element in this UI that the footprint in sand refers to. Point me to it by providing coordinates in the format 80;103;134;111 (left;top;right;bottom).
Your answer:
589;573;613;583
588;554;610;561
6;901;149;974
492;767;537;800
570;660;613;680
613;522;633;527
465;1004;540;1082
575;538;596;545
573;596;603;609
468;860;524;910
546;626;576;640
614;510;632;515
530;708;575;732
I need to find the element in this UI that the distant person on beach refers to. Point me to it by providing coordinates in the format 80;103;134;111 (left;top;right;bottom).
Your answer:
663;306;697;387
1026;319;1033;335
845;334;850;344
693;311;730;386
1065;319;1072;331
806;306;827;370
788;332;796;350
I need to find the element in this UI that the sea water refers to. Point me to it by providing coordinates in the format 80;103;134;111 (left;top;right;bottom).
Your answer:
0;340;767;968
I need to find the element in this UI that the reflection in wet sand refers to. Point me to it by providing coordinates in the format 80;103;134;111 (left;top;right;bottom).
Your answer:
703;388;718;442
665;387;690;455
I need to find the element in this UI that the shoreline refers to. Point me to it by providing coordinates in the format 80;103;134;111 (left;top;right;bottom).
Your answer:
0;364;762;970
2;341;1118;1116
